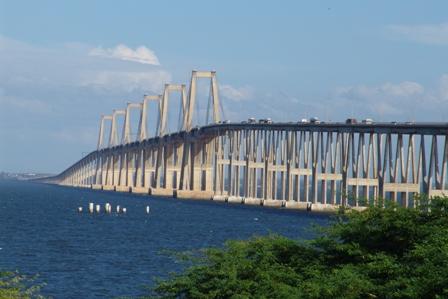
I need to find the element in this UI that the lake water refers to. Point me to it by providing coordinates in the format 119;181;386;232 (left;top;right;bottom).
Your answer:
0;180;329;298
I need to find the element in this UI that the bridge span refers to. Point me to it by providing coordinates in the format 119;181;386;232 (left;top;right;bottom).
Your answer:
45;71;448;212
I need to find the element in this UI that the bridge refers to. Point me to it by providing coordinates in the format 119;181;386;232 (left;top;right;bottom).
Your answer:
45;70;448;212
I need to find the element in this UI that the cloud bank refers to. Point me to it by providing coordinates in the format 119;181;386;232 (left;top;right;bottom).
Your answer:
387;23;448;45
80;70;171;94
219;84;254;101
333;77;448;119
89;44;161;65
0;36;170;172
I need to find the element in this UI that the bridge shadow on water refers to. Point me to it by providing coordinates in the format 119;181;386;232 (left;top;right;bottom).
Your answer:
0;180;329;298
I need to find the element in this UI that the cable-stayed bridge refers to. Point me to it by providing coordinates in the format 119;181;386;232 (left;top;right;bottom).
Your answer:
45;70;448;212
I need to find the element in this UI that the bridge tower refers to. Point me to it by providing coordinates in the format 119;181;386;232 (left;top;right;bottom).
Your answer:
97;115;112;150
139;95;162;141
109;109;125;147
159;84;188;136
185;70;221;130
122;102;143;144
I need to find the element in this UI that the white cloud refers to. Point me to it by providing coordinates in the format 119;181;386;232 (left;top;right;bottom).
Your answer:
335;81;423;117
50;128;96;145
220;84;254;101
387;23;448;45
80;70;171;93
337;81;424;99
0;92;51;114
0;36;174;172
381;81;424;96
333;78;448;120
89;44;160;65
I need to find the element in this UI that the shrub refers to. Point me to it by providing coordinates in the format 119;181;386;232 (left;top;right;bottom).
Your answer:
150;196;448;299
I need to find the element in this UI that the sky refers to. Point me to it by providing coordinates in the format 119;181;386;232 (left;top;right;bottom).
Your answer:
1;0;448;173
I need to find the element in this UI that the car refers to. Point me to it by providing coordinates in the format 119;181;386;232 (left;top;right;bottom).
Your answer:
222;120;230;124
259;118;273;124
405;121;415;125
248;117;256;123
391;121;398;125
362;118;373;124
346;118;357;124
299;118;309;123
310;117;320;124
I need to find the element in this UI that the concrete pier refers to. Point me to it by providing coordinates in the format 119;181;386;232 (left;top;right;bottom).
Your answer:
243;197;262;206
92;184;103;190
176;190;214;200
131;187;150;194
102;185;115;191
227;196;244;204
263;200;283;208
283;201;310;211
310;203;340;213
151;188;174;197
115;186;131;193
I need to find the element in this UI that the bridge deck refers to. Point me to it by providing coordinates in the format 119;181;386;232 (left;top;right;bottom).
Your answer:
46;122;448;212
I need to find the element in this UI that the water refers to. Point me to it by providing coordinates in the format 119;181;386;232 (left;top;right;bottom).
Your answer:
0;180;329;298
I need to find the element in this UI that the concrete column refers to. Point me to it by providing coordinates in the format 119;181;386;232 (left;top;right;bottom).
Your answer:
127;150;135;187
165;144;174;189
204;139;214;191
192;142;203;191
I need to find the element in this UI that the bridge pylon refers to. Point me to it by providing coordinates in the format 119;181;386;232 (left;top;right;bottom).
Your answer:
186;70;221;130
109;109;125;147
97;114;112;150
122;102;143;144
140;95;162;141
159;84;188;136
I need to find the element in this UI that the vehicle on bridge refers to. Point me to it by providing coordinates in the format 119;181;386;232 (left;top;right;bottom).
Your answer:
310;117;320;124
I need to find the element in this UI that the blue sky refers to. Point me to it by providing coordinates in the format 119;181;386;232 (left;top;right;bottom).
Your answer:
1;0;448;173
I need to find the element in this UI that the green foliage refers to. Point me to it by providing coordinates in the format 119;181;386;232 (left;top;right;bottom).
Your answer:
0;271;44;299
150;196;448;299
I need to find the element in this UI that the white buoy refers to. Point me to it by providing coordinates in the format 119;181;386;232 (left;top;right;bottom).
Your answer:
89;203;94;213
146;206;150;214
95;204;101;213
116;205;121;213
122;207;127;214
78;207;83;213
105;203;111;213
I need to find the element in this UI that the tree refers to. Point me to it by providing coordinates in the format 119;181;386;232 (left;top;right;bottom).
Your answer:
150;196;448;299
0;271;44;299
